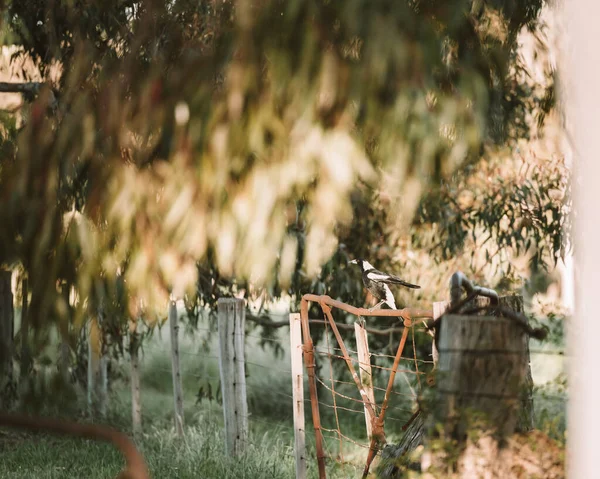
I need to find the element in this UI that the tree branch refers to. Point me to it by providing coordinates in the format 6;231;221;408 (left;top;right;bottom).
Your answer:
0;82;45;95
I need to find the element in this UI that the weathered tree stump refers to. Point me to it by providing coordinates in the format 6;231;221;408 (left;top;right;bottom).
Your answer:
432;315;528;440
430;295;532;439
376;295;542;478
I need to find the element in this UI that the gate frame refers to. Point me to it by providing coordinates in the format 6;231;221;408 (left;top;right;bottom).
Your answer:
299;294;432;478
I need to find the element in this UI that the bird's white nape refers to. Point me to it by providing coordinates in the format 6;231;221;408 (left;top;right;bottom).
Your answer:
361;260;375;271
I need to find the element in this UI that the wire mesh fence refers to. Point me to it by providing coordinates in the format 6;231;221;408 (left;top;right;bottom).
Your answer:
296;294;441;477
310;322;432;459
116;295;567;479
140;332;300;454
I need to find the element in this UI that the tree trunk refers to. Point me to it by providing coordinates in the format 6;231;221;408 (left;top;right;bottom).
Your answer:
87;315;108;418
130;318;142;437
503;295;534;432
58;282;71;385
19;277;30;379
169;300;184;437
431;313;528;440
420;295;545;477
0;271;15;408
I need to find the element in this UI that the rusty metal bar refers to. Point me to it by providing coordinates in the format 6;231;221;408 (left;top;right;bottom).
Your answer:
300;298;327;479
303;294;431;320
319;302;377;422
362;317;412;479
379;319;411;422
401;408;421;431
300;294;428;479
308;319;407;336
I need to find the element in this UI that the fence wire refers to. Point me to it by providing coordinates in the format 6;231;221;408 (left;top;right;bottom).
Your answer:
134;305;567;478
303;314;430;468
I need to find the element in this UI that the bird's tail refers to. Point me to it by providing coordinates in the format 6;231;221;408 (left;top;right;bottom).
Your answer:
389;278;421;289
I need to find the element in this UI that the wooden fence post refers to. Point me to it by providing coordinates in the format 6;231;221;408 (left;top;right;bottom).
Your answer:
354;322;376;441
217;298;248;456
0;271;14;408
98;309;109;419
289;313;307;479
130;317;142;437
169;299;185;437
431;302;448;371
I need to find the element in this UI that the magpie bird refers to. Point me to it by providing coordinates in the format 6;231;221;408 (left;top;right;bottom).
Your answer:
349;259;420;310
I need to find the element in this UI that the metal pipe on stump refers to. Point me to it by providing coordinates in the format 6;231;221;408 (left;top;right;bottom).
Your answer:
378;283;541;478
420;300;549;477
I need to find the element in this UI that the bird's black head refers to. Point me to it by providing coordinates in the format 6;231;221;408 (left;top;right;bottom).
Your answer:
349;258;365;271
349;259;376;272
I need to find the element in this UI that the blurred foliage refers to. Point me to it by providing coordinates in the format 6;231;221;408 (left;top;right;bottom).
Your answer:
0;0;566;363
415;149;570;269
533;372;567;443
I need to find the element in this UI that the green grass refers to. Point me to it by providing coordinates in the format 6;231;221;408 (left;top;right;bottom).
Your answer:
0;421;302;479
0;310;567;478
0;419;321;479
0;316;366;478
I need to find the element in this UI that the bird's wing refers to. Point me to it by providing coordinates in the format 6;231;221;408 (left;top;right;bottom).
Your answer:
366;269;394;281
382;284;397;309
366;270;421;289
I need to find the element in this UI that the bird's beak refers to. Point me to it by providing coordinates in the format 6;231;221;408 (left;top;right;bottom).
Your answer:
348;259;357;265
